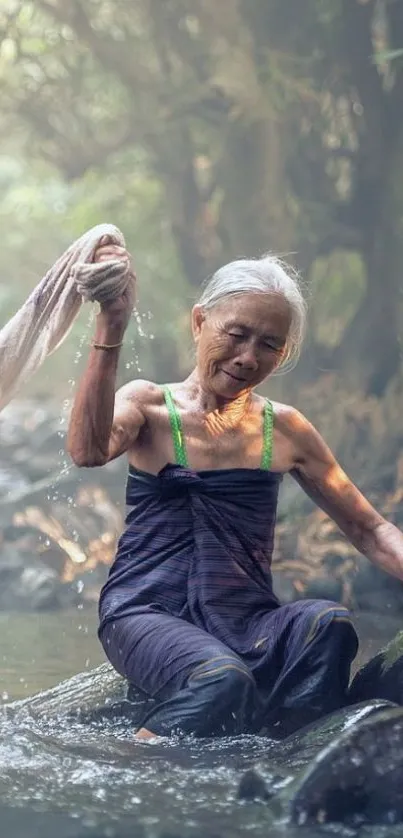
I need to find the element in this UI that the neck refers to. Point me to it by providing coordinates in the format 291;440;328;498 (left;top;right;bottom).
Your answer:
185;370;253;424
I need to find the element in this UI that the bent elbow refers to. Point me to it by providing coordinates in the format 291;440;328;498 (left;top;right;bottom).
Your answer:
67;448;108;468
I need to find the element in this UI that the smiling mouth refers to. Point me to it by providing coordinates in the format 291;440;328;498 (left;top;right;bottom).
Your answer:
220;369;247;383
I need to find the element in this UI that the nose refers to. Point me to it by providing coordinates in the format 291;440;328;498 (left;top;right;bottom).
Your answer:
234;345;259;371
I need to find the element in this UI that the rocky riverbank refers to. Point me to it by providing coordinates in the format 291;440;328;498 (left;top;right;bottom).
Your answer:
0;400;125;610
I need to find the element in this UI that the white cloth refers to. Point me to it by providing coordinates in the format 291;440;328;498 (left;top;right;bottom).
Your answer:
0;224;131;411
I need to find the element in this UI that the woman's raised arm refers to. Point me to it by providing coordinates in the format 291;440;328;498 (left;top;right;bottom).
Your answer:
67;240;140;467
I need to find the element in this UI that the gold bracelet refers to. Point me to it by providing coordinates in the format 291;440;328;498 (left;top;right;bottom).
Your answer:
90;341;124;350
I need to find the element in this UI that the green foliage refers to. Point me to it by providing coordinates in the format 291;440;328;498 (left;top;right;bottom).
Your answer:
383;630;403;672
0;0;403;396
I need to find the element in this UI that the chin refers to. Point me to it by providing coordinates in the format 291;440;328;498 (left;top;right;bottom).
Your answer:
212;377;249;399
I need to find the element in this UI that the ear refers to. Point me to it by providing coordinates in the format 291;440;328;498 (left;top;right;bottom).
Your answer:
191;305;205;342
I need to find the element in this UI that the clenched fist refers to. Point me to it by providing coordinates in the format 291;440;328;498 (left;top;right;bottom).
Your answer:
93;235;136;328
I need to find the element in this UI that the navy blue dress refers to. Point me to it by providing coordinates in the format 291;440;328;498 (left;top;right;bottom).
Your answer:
99;389;358;737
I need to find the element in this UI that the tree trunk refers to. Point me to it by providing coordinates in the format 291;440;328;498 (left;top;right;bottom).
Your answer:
332;132;403;396
217;115;293;259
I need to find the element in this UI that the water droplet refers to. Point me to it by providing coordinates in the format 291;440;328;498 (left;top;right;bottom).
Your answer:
2;691;9;701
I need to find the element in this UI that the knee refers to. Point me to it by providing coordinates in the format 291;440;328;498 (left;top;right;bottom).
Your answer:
305;599;354;625
318;600;355;629
189;657;255;705
188;658;257;735
305;600;358;648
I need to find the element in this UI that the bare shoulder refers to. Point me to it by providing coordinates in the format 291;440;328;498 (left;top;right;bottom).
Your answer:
115;379;163;411
270;400;306;431
271;400;332;467
109;380;164;459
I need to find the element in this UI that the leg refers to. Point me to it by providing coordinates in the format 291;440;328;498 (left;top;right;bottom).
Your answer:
99;613;259;737
254;599;358;737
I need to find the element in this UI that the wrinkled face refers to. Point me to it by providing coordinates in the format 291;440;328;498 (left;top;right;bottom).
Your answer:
192;292;292;398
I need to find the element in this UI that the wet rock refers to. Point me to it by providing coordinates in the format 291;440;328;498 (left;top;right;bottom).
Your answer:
0;547;63;611
349;628;403;705
237;769;272;802
4;662;127;719
0;399;126;611
5;661;403;829
61;565;110;607
287;706;403;826
236;701;403;826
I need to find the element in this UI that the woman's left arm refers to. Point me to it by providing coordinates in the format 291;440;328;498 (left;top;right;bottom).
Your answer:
289;410;403;581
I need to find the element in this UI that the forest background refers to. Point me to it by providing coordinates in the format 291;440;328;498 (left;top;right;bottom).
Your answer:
1;0;403;609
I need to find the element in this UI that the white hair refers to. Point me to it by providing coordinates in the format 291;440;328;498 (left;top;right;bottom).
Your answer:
197;254;307;371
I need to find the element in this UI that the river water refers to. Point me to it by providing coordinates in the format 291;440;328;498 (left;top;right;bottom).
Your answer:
1;607;403;838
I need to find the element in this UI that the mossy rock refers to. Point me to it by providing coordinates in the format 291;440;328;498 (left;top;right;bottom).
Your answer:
349;629;403;705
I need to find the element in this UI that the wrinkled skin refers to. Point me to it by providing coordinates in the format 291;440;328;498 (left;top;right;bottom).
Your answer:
191;294;291;400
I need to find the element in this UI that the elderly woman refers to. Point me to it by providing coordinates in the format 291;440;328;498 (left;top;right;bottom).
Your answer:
68;243;403;741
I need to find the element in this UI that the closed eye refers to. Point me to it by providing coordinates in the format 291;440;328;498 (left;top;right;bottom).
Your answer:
264;342;282;352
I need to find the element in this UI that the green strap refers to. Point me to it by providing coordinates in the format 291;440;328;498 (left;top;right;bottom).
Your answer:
261;400;273;470
163;386;272;471
163;386;189;467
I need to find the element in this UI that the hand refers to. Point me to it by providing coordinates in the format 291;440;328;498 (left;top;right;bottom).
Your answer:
94;236;136;327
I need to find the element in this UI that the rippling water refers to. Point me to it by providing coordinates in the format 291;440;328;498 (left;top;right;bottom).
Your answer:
1;608;403;838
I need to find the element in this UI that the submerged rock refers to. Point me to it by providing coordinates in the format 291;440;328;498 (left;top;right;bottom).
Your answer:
3;662;127;720
4;659;403;828
237;769;274;802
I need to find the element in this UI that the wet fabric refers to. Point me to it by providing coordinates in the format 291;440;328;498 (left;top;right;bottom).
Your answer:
0;224;131;412
99;389;358;736
101;601;357;737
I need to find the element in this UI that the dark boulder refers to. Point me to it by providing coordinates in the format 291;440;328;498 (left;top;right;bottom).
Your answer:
349;628;403;705
287;705;403;826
